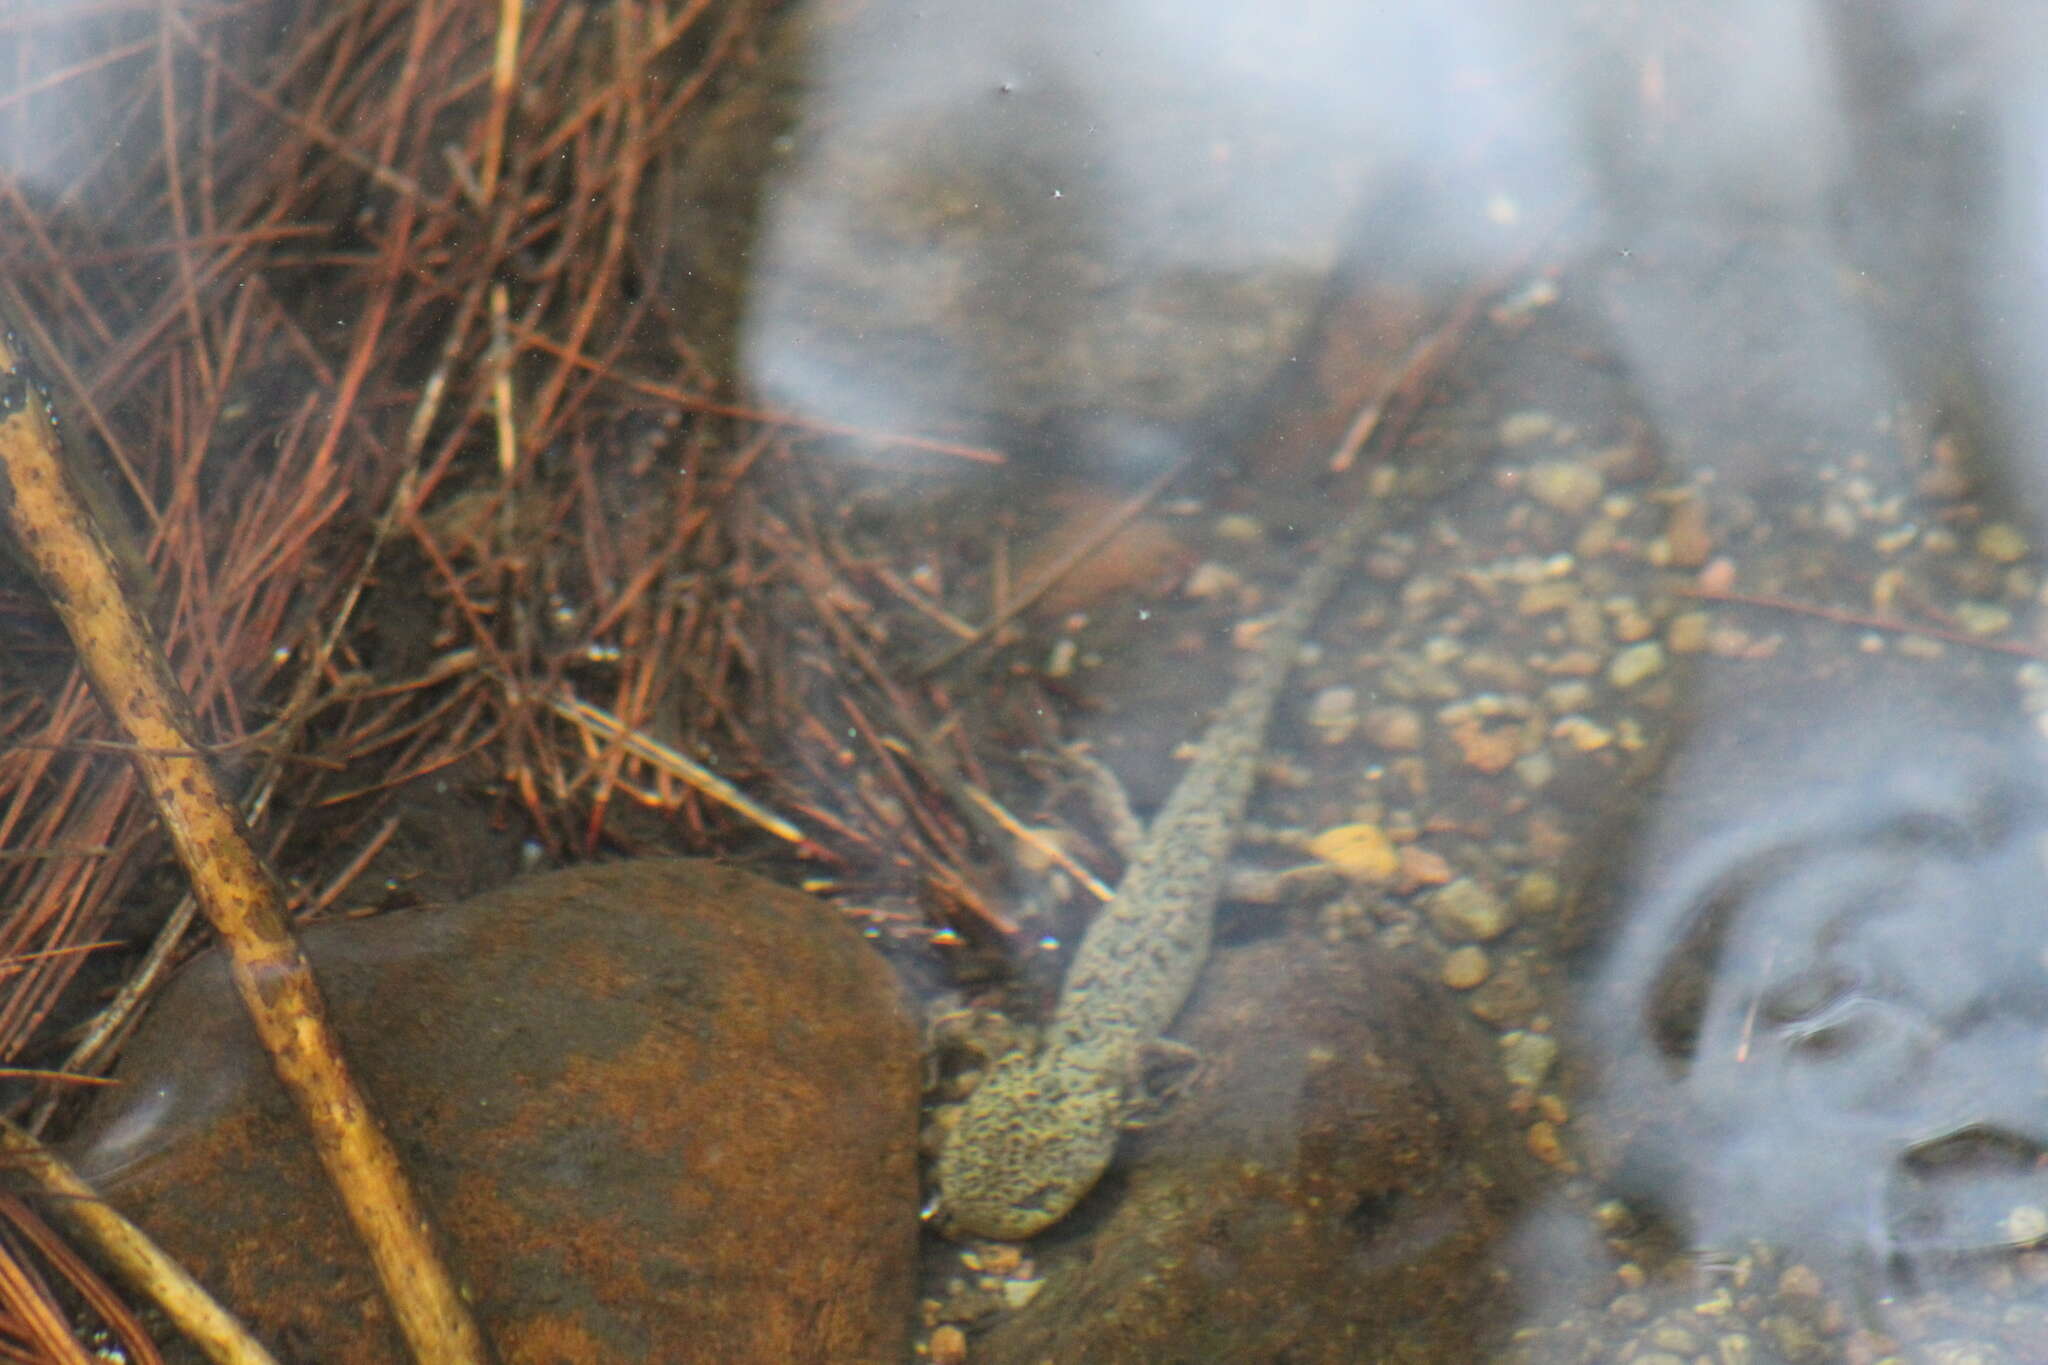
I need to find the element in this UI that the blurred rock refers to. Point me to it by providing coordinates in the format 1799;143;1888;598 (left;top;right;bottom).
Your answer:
63;860;919;1364
972;934;1535;1363
659;0;1470;475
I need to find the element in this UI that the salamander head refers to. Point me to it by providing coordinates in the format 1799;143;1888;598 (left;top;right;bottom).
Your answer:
934;1048;1125;1240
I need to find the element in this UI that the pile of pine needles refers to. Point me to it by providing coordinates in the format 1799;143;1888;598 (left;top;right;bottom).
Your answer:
0;0;1027;1355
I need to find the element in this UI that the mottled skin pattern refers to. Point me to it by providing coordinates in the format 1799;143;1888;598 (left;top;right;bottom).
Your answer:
936;494;1394;1240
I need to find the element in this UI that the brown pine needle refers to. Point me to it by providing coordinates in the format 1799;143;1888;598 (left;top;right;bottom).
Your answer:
0;328;493;1363
540;687;807;844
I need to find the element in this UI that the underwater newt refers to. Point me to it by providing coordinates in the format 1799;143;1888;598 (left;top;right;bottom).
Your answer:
934;485;1405;1240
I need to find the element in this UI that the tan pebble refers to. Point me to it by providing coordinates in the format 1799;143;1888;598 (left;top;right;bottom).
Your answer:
1361;704;1424;751
1631;1352;1686;1365
1517;581;1582;616
929;1324;968;1364
975;1243;1023;1276
1513;750;1555;790
1955;601;2011;635
1607;1291;1650;1322
1566;599;1608;648
1308;823;1400;883
1595;1203;1637;1238
1608;641;1666;689
1543;648;1603;676
1575;517;1619;559
1441;945;1491;989
1182;561;1243;599
1513;871;1561;916
1307;686;1358;744
1614;1260;1647;1289
1428;877;1512;941
1693;1287;1735;1317
1665;492;1714;567
1706;625;1754;657
1666;610;1711;654
1498;410;1557;447
1979;522;2030;563
1716;1332;1753;1365
1001;1278;1045;1309
1696;556;1738;592
1605;595;1655;642
1543;680;1594;711
1538;1092;1569;1123
1527;460;1605;515
1551;715;1614;751
1499;1030;1559;1088
1445;719;1523;774
1527;1120;1571;1169
1776;1263;1823;1298
1899;634;1945;660
1398;844;1453;887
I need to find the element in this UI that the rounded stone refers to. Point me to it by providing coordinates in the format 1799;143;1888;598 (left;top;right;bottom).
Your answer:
971;936;1534;1362
62;860;920;1363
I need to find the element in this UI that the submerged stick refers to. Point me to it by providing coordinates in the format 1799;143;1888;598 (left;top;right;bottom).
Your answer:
0;329;494;1362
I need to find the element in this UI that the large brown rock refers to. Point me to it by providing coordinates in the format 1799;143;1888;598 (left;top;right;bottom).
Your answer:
62;859;919;1364
971;934;1537;1364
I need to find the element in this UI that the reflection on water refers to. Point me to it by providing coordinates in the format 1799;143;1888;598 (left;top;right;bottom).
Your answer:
728;0;1572;472
1580;672;2048;1326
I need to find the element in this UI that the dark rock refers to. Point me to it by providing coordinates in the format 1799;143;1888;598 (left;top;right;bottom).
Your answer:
972;934;1537;1364
62;860;919;1364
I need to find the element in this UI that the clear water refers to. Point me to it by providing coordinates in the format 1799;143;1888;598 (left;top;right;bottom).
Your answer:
17;0;2048;1360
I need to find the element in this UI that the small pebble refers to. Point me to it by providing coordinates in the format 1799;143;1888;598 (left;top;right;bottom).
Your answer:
1666;610;1711;654
1517;581;1582;616
1527;460;1605;515
1307;685;1358;744
1980;522;2030;564
1552;715;1614;751
1398;845;1453;887
1428;878;1512;941
1513;870;1561;916
1441;945;1491;989
1500;1030;1560;1088
1531;1113;1572;1170
1499;410;1557;447
1608;1293;1651;1323
1308;824;1400;883
1183;561;1243;599
1608;641;1666;689
1955;601;2012;636
929;1324;968;1365
1665;493;1714;567
1776;1264;1823;1299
